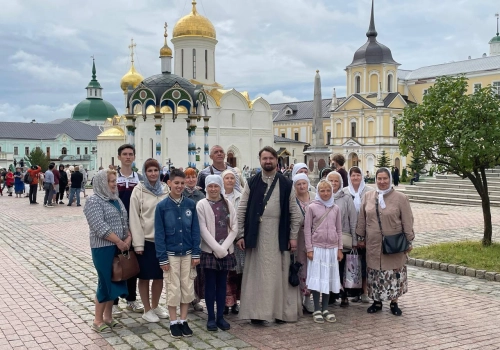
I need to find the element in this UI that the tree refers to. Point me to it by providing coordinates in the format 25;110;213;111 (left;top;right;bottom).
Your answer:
376;150;390;168
396;75;500;246
27;148;50;172
408;153;426;173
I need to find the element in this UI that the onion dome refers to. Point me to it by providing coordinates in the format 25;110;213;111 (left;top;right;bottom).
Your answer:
120;39;144;92
172;1;216;40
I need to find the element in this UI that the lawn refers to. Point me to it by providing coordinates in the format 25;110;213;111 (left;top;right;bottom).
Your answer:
410;241;500;271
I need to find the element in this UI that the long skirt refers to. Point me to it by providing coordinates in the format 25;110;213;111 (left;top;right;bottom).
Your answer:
367;266;408;301
306;247;341;295
225;271;242;306
91;245;128;303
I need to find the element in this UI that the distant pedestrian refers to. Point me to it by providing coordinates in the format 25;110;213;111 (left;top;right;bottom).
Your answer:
410;170;420;185
68;166;83;206
43;164;55;207
393;167;400;186
27;165;42;204
13;167;24;198
331;154;348;188
57;165;68;204
5;169;14;196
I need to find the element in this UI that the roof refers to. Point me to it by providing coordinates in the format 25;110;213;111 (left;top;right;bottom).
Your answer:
98;127;125;138
271;98;346;122
0;118;102;141
71;98;118;121
398;55;500;81
131;73;196;105
274;135;308;144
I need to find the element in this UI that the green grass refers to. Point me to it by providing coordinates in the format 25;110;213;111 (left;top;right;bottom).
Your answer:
410;241;500;271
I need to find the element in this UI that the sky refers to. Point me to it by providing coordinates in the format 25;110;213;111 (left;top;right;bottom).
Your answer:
0;0;499;123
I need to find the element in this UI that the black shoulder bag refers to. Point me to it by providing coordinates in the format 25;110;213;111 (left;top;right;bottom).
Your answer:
375;198;409;255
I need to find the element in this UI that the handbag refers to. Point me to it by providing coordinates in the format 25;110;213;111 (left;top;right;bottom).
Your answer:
288;254;302;287
343;250;362;289
112;250;140;282
375;199;409;255
342;233;353;250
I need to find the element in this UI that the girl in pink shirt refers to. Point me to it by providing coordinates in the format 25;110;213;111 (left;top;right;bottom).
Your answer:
304;180;343;324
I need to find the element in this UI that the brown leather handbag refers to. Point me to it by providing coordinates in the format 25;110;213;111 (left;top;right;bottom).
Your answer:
112;250;140;282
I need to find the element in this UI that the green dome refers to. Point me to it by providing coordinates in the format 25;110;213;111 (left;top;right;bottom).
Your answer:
490;35;500;43
72;98;118;121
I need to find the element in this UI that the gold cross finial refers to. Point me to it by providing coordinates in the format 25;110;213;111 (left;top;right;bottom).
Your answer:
128;38;136;64
164;22;168;39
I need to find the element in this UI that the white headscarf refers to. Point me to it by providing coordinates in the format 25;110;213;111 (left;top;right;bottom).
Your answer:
292;173;310;186
93;169;119;201
327;171;344;200
314;180;335;208
347;166;366;213
205;174;225;198
292;163;308;178
376;167;393;209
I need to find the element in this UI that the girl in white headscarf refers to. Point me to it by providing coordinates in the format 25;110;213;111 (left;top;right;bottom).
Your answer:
196;175;237;332
293;173;315;313
304;180;342;324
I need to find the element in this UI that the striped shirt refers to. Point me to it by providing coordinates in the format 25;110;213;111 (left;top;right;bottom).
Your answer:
117;170;142;215
84;195;129;248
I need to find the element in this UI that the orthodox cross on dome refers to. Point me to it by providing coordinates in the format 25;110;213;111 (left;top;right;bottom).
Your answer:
128;38;136;64
496;13;499;36
90;55;96;80
164;22;168;43
366;0;378;39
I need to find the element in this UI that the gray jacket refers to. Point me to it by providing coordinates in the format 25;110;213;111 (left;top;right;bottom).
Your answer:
335;190;358;247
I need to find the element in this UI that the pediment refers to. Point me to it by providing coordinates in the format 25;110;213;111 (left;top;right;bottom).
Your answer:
341;138;363;147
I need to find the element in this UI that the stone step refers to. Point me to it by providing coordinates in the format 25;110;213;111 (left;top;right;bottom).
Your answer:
435;173;500;180
427;177;500;185
401;188;500;201
403;186;500;195
411;182;500;191
403;193;500;207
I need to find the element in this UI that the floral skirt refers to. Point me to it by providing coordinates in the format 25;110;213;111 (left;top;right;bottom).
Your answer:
367;266;408;301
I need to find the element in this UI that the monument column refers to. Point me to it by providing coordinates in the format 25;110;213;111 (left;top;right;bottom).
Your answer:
203;116;210;168
154;113;163;163
125;114;136;145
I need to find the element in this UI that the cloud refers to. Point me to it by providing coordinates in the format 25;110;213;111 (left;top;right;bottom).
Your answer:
0;103;76;123
256;90;298;104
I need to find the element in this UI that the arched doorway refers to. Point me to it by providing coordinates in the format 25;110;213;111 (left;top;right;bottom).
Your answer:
366;155;375;176
348;152;359;169
395;157;401;169
227;152;236;168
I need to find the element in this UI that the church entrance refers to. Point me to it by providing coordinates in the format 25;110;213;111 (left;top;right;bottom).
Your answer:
395;157;401;169
227;152;236;168
348;152;359;168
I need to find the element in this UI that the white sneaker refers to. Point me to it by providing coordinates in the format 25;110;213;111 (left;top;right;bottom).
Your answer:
153;306;169;319
361;294;370;303
112;305;123;318
126;301;144;313
303;296;314;313
142;309;160;323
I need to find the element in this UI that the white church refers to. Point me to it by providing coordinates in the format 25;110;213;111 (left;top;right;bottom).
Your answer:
98;1;274;170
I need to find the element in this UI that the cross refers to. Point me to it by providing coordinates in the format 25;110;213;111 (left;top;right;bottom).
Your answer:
496;13;499;35
164;22;168;38
128;38;136;64
90;55;94;60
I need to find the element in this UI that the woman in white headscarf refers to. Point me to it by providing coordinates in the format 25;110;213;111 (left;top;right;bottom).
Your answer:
129;159;170;323
293;173;315;313
83;169;130;333
343;166;375;303
326;171;357;307
356;168;415;316
292;163;315;193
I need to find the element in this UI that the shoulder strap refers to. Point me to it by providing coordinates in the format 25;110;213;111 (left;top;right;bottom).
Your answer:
296;197;306;217
375;198;385;237
262;175;279;210
210;166;214;175
311;206;333;234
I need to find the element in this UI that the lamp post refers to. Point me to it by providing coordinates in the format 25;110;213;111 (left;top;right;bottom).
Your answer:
91;147;97;171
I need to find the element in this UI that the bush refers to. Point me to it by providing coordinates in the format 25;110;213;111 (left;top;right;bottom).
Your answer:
401;168;408;182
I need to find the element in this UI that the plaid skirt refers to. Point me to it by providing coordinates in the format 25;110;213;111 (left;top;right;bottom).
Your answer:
201;252;236;271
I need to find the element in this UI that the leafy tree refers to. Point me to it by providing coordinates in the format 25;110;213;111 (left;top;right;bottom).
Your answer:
401;168;408;182
396;75;500;246
408;153;426;173
27;148;50;172
376;150;390;168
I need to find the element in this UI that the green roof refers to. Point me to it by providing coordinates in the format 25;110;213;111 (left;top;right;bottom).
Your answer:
71;99;118;121
490;34;500;43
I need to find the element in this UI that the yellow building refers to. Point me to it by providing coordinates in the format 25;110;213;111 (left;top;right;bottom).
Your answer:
272;1;500;175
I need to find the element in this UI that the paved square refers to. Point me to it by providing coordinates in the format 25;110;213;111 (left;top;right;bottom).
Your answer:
0;190;499;349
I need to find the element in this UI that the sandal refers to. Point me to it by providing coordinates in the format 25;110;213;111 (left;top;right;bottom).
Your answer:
340;298;349;308
91;323;111;333
367;301;383;314
322;310;336;323
104;319;123;329
312;311;324;324
390;302;402;316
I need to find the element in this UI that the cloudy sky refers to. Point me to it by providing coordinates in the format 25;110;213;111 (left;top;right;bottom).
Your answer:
0;0;499;123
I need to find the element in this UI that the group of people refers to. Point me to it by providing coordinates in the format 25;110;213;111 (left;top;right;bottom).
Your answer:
83;144;415;338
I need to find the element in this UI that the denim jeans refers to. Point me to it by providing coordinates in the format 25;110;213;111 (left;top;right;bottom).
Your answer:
43;184;53;205
68;187;81;205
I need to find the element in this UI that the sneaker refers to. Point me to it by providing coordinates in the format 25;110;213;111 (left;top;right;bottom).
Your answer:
142;309;160;323
361;294;370;303
126;301;144;313
59;201;64;204
180;321;193;337
44;204;47;207
152;306;169;319
46;204;54;208
351;295;361;303
112;305;123;318
170;323;183;338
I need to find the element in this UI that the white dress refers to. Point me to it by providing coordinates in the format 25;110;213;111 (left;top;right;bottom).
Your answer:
306;247;341;295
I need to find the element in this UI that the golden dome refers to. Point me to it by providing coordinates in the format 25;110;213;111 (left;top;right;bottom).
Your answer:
98;126;125;138
160;22;173;57
172;1;216;40
120;64;144;92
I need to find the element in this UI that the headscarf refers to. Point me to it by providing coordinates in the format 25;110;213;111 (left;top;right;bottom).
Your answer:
292;173;310;187
327;171;344;200
292;163;308;178
205;174;225;198
347;166;365;213
376;167;393;209
221;169;237;195
93;169;119;201
314;180;335;208
142;161;164;196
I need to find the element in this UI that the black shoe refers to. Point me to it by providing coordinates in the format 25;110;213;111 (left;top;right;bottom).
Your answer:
216;318;230;331
77;204;81;207
169;324;183;338
223;306;229;315
390;302;402;316
67;204;71;206
367;301;383;314
59;201;64;204
33;202;39;204
207;319;217;332
180;321;193;337
275;319;286;324
250;319;267;326
231;304;239;315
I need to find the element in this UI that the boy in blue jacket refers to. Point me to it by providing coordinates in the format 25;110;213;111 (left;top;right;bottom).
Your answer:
155;169;201;338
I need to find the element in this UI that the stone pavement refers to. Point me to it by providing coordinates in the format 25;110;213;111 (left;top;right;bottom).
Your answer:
0;191;499;349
